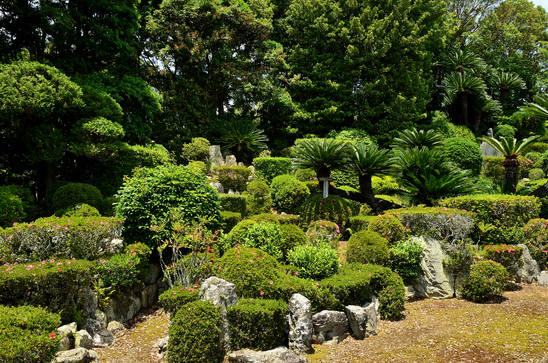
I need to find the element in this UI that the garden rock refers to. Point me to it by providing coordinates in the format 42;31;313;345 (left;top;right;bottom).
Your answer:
157;280;169;295
538;271;548;286
412;237;454;299
107;321;124;334
210;145;224;167
226;155;237;167
105;291;141;323
141;283;158;307
199;276;238;351
107;239;124;254
155;336;168;359
55;347;98;363
480;142;502;157
288;293;313;354
345;303;378;339
311;310;349;345
86;318;114;348
209;182;225;193
228;346;308;363
94;309;107;328
143;263;162;285
514;244;540;283
58;322;77;337
405;285;416;300
83;288;98;317
74;330;93;349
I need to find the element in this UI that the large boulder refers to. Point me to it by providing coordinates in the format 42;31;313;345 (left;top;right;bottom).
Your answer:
228;347;308;363
311;310;349;345
86;318;114;348
210;145;225;167
57;322;77;351
141;283;158;308
199;276;238;351
344;302;378;340
538;271;548;287
514;244;540;283
74;330;93;350
104;290;141;324
288;294;313;354
55;348;99;363
107;321;124;335
412;237;455;299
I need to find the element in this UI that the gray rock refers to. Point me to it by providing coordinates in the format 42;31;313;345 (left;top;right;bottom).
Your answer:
157;280;170;296
106;321;124;334
311;310;349;345
480;142;502;157
226;155;237;167
85;319;103;336
515;244;540;283
155;336;169;359
143;263;162;285
288;293;313;354
58;322;77;337
538;271;548;286
131;281;145;294
74;330;93;350
228;346;308;363
412;237;455;299
108;239;124;254
83;288;98;318
94;309;107;328
141;283;158;308
105;291;141;324
210;182;225;194
199;276;238;351
405;285;416;300
55;347;98;363
210;145;225;167
345;303;378;340
92;327;115;348
237;162;245;167
58;336;72;352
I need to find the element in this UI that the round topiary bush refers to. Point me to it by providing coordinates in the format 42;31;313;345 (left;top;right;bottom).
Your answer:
245;180;272;215
299;194;357;227
243;222;284;262
294;168;317;182
248;213;280;224
346;230;389;265
306;220;341;247
52;183;104;212
287;244;339;280
115;164;221;246
529;168;545;181
442;137;483;176
494;125;516;140
459;260;509;302
54;203;101;218
0;188;25;228
181;137;211;162
279;223;307;260
270;175;310;212
368;214;406;246
167;300;223;363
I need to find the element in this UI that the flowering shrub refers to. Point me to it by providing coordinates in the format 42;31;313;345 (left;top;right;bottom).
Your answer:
460;260;509;303
368;214;406;246
168;300;224;363
483;244;523;275
0;259;95;323
306;220;340;247
279;224;307;261
97;253;141;291
346;230;389;266
523;218;548;270
294;168;317;182
287;245;339;280
299;194;358;228
227;299;288;351
158;285;200;316
248;213;280;224
388;240;424;285
0;305;61;363
276;214;301;225
0;216;122;263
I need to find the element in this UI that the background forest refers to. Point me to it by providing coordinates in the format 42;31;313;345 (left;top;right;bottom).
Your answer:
1;0;548;213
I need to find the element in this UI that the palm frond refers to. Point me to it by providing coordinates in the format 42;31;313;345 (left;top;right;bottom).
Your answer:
391;128;444;149
346;143;392;176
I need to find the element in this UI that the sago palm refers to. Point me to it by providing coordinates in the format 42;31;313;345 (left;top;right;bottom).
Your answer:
291;138;348;179
442;71;487;127
491;72;525;106
391;128;444;149
477;135;540;193
519;94;548;121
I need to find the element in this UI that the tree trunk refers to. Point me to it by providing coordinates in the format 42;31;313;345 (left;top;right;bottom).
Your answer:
459;92;469;127
358;173;379;213
500;88;509;106
503;158;519;193
474;110;482;135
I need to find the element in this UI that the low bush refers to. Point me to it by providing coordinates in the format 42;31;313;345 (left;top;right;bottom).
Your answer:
252;157;292;184
287;245;339;280
158;285;200;316
270;175;310;212
279;224;307;260
349;215;376;234
220;194;247;216
277;214;301;225
0;259;96;323
54;203;101;218
346;230;389;265
525;151;543;169
168;300;224;363
0;188;25;228
225;219;257;246
494;124;515;139
0;216;123;263
459;260;509;303
388;240;424;285
319;263;405;320
519;155;534;178
368;214;406;246
299;194;357;227
523;218;548;269
371;175;400;195
227;299;288;351
181;137;210;162
124;242;151;276
303;181;321;195
529;168;545;180
221;211;241;233
217;166;251;193
442;137;483;176
481;157;504;183
188;161;207;175
483;244;523;275
0;305;61;363
294;168;317;182
243;222;284;262
528;142;548;154
97;253;141;291
248;213;280;224
52;183;104;212
245;181;272;215
306;220;341;247
516;179;547;195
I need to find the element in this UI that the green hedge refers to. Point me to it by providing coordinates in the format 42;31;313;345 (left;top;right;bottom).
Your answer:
252;157;292;184
221;211;242;233
349;215;376;233
158;286;200;317
52;182;104;212
217;166;251;192
0;259;96;323
443;137;483;176
0;305;61;363
270;175;310;213
227;299;287;351
220;194;247;216
0;216;123;263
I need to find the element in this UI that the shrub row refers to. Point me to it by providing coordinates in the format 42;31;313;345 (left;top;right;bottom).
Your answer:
252;157;292;184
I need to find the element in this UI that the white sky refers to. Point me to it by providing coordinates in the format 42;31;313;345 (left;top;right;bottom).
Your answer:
532;0;548;11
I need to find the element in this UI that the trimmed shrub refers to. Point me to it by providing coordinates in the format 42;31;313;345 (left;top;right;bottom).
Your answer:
276;214;301;225
158;286;200;316
388;240;424;285
124;242;151;275
525;151;543;168
386;207;476;242
346;230;389;265
331;170;359;190
0;259;96;323
97;253;141;291
0;305;61;363
243;223;284;262
494;124;515;139
0;188;25;228
371;175;400;195
528;142;548;154
217;166;251;192
368;214;406;246
248;213;280;224
529;168;544;180
443;137;483;176
459;260;509;303
221;211;241;233
279;224;307;260
52;183;103;212
519;155;534;178
252;157;292;184
319;263;405;320
516;179;547;195
115;164;221;246
294;168;317;182
303;181;321;195
483;244;523;275
227;299;288;351
306;220;341;247
349;215;376;233
245;181;272;215
270;175;310;212
226;219;257;246
481;157;504;183
54;203;101;218
181;137;210;162
299;194;357;227
523;218;548;270
168;300;223;363
287;245;339;280
220;194;247;216
0;216;123;263
188;161;207;175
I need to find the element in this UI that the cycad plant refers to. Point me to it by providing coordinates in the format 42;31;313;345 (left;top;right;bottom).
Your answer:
477;135;540;193
345;143;392;213
391;128;444;149
217;119;268;160
291;138;348;179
